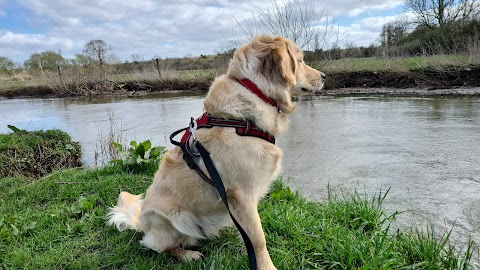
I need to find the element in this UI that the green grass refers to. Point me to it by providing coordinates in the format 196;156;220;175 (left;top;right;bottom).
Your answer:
0;79;47;93
314;54;475;73
176;69;216;80
0;165;476;269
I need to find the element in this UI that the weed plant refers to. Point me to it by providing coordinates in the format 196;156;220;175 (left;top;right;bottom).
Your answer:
110;140;166;174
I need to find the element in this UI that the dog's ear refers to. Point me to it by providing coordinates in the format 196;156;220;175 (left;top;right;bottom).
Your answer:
253;36;297;85
250;36;297;114
250;35;278;58
276;40;297;86
274;41;297;114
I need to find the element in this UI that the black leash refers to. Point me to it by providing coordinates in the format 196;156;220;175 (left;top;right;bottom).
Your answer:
195;142;257;270
170;122;257;270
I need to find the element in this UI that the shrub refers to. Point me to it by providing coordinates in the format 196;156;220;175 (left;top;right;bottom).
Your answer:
0;126;82;178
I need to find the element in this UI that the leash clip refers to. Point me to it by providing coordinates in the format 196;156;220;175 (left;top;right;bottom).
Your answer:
189;117;198;141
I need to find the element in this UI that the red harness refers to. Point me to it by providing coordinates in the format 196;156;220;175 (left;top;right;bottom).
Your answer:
180;112;275;148
170;78;277;186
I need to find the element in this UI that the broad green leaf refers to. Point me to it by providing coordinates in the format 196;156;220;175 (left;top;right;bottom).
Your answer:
136;156;146;164
149;146;165;159
111;142;124;153
141;140;152;152
134;144;146;159
7;125;21;133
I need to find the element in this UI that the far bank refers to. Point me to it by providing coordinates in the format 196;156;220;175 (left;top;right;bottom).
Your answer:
1;65;480;98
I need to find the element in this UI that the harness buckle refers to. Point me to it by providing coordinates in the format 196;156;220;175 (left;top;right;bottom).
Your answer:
189;117;198;141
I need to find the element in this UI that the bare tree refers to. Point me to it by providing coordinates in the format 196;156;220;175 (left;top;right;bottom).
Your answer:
233;0;337;51
379;20;408;47
130;54;144;63
404;0;479;29
83;39;112;66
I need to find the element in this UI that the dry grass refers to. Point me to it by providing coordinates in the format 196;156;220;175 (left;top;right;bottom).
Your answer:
93;113;127;168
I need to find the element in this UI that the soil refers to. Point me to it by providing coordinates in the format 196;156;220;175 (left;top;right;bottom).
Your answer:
323;65;480;90
2;65;480;98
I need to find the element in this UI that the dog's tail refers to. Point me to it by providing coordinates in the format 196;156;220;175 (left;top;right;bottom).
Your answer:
106;191;143;231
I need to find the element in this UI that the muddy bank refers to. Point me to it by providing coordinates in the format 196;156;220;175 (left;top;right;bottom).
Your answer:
2;66;480;98
1;78;212;98
319;86;480;96
324;65;480;90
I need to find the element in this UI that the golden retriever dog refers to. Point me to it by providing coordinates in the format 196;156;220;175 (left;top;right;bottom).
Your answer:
107;35;325;270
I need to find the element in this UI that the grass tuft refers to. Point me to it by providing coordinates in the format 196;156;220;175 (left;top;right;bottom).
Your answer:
0;126;82;178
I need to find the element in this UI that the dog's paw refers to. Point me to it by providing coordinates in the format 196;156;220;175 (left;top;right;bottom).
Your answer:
170;247;204;262
259;265;277;270
182;250;204;262
258;257;278;270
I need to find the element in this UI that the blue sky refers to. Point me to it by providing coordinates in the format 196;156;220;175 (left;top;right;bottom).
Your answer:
0;0;405;64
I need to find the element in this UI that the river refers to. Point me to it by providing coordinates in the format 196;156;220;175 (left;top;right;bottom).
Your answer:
1;93;479;254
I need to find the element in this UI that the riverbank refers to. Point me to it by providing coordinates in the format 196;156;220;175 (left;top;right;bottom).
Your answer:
0;129;478;269
1;65;480;98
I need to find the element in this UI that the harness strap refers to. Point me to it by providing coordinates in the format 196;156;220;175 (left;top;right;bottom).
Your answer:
195;141;257;270
169;127;214;186
182;113;275;145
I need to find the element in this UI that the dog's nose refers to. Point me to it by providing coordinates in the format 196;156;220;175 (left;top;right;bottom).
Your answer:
320;72;326;79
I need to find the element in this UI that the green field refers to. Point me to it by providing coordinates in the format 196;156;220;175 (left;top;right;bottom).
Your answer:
314;54;475;73
0;79;47;94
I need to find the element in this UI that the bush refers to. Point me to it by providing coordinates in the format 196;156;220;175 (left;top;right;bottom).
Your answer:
0;126;82;178
397;20;480;56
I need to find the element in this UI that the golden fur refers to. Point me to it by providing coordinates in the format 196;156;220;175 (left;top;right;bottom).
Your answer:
107;35;325;269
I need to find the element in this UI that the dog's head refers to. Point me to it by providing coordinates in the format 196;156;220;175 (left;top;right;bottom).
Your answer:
228;35;325;114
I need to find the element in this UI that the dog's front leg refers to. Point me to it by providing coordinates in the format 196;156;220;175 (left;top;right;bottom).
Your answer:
228;190;277;270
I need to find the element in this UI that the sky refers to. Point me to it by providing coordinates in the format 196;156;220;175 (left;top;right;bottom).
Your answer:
0;0;405;64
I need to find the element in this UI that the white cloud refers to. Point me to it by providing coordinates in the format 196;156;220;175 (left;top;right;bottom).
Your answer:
11;0;263;61
335;13;414;48
2;0;408;62
323;0;404;17
0;31;77;61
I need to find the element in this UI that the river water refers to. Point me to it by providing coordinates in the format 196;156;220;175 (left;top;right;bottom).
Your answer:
1;93;479;254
